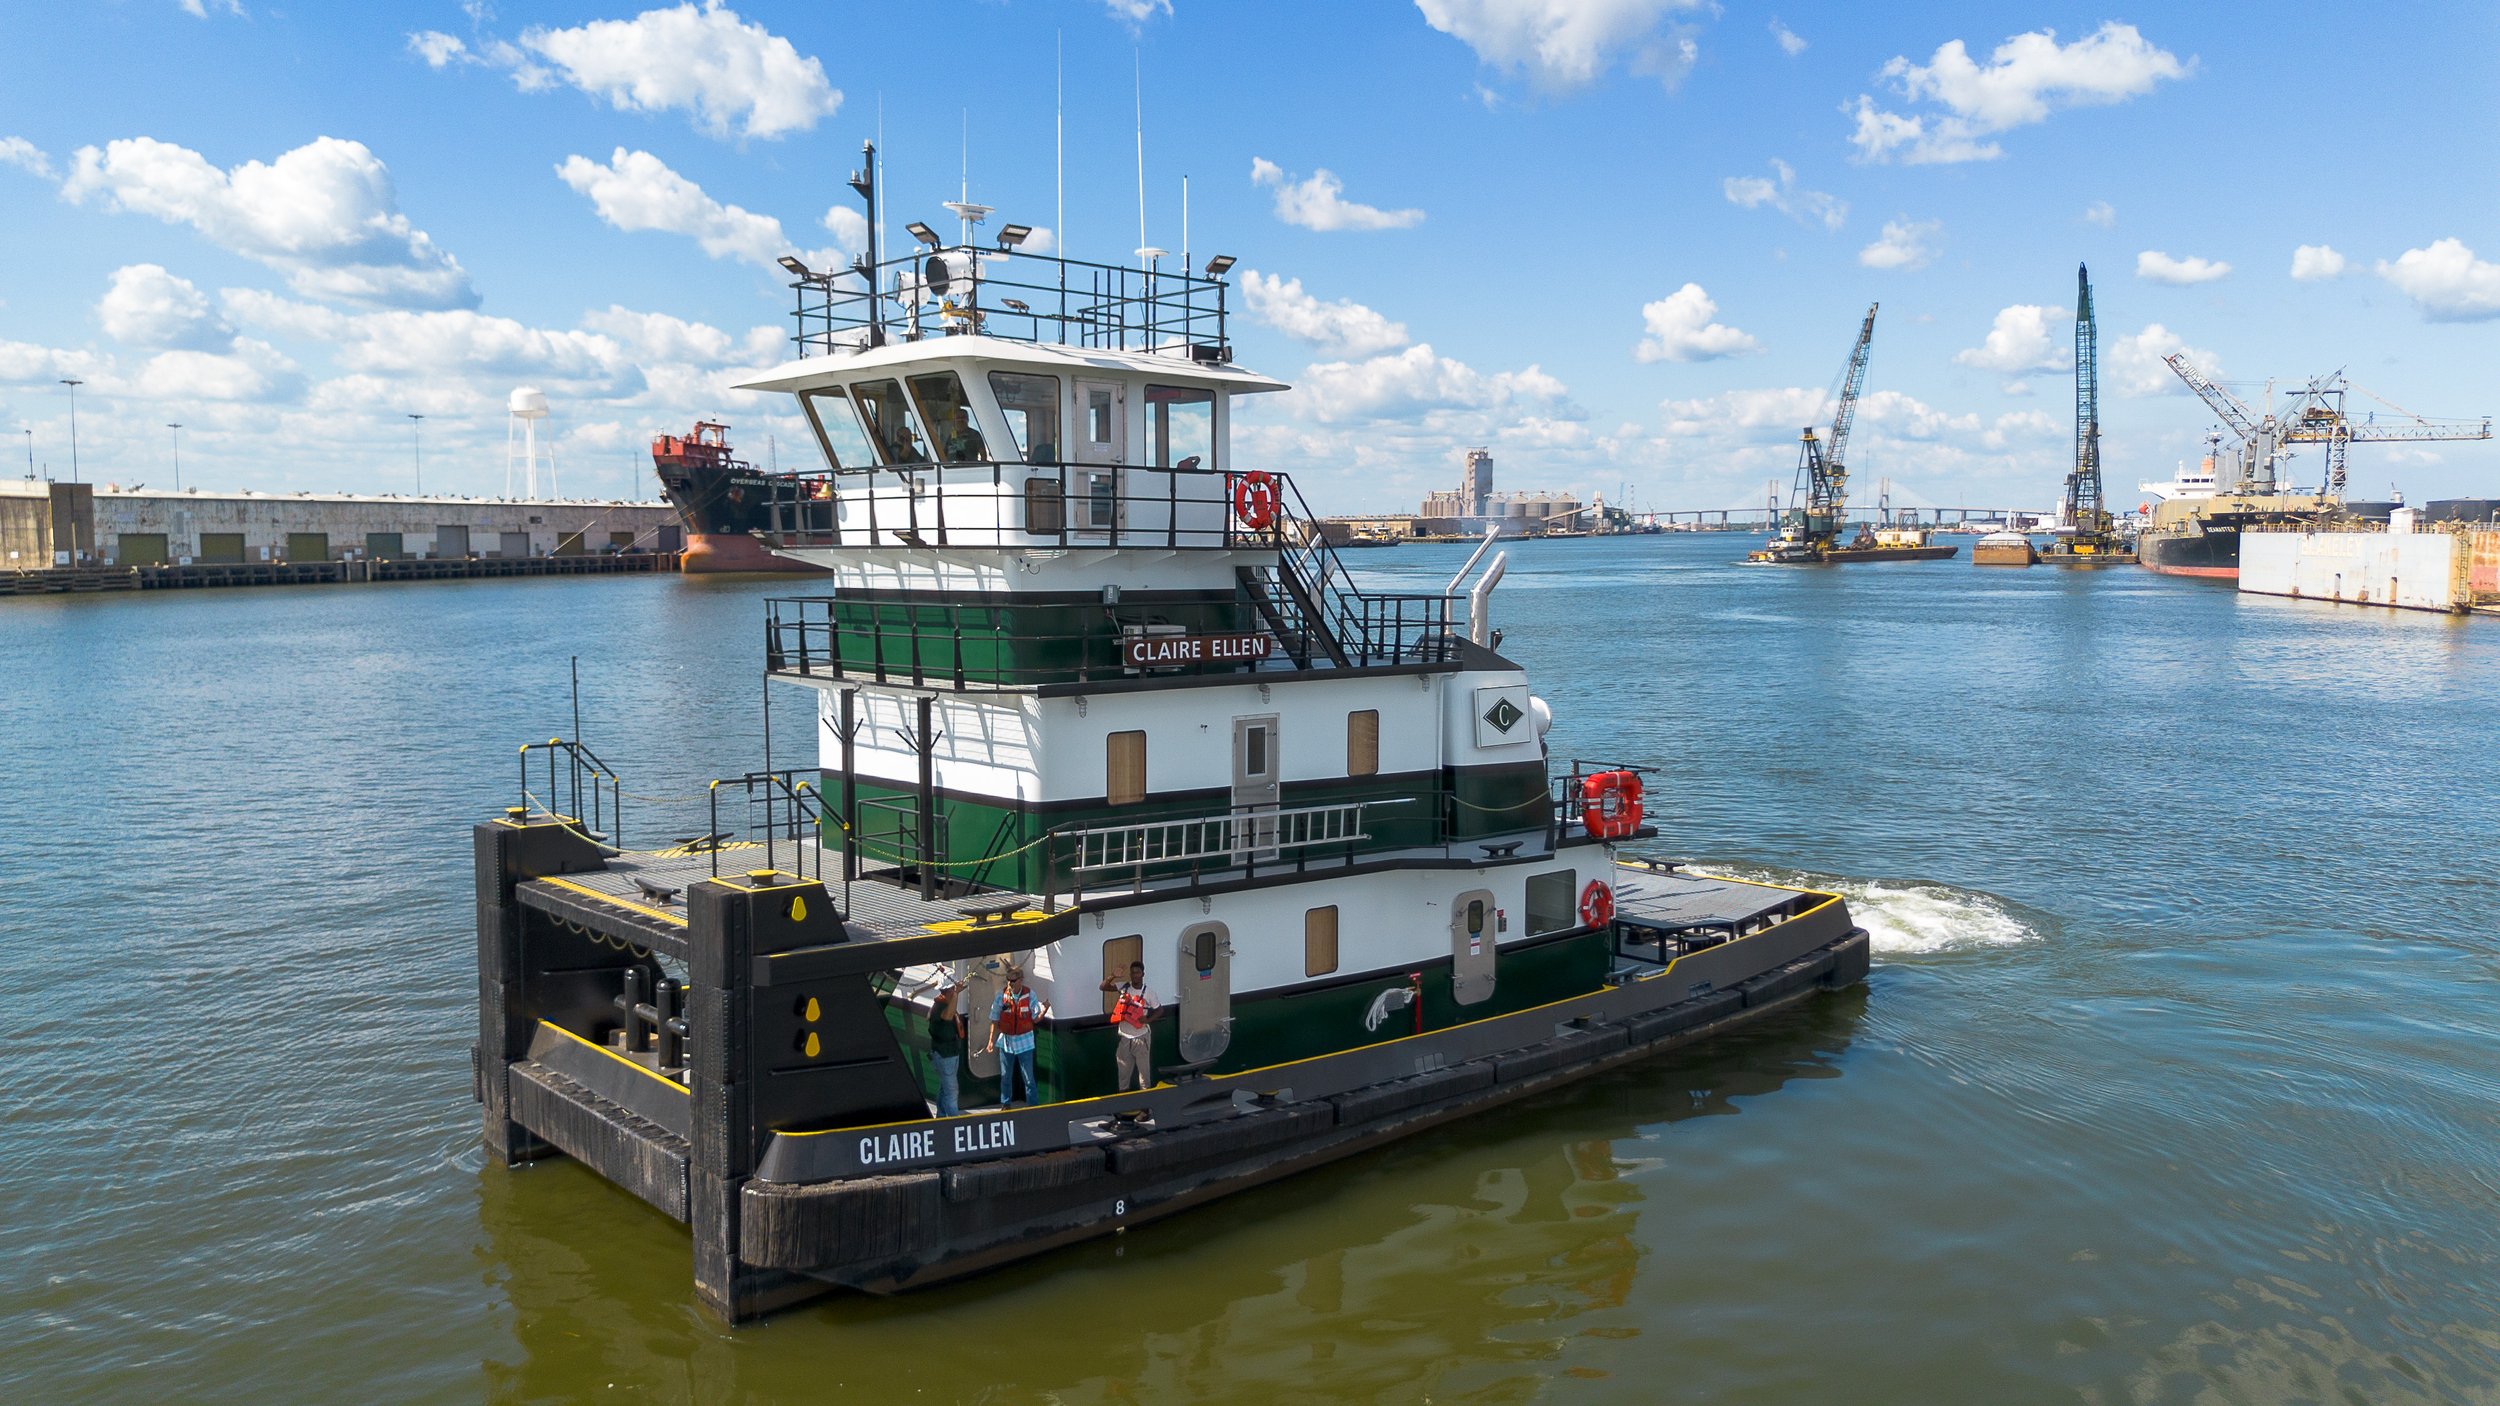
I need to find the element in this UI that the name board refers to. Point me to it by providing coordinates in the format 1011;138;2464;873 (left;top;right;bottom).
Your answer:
1121;631;1274;670
856;1115;1022;1170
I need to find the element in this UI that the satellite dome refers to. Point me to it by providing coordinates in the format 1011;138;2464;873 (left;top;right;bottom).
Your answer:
508;387;551;419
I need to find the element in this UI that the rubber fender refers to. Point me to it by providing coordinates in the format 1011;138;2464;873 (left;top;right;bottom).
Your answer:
1822;931;1872;989
1622;990;1743;1045
940;1145;1108;1203
741;1170;942;1270
1103;1103;1335;1178
1492;1026;1632;1085
1326;1062;1497;1127
1737;957;1823;1009
508;1061;690;1222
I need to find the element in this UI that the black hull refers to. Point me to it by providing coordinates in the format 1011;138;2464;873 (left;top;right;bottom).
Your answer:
2138;527;2239;578
656;461;821;573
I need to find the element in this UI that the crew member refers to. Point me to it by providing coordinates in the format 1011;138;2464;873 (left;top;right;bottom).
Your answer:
928;979;967;1117
943;407;987;462
985;966;1047;1107
1098;960;1158;1092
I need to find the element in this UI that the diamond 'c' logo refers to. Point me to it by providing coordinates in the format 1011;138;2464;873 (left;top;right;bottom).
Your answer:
1483;697;1523;733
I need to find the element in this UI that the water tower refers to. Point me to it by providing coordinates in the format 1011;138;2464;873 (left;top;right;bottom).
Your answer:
507;387;554;500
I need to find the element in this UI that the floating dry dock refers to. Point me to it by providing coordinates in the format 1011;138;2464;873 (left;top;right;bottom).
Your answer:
476;809;1865;1320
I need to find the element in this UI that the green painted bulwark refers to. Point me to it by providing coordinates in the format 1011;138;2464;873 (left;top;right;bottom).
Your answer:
832;759;1550;894
817;596;1257;688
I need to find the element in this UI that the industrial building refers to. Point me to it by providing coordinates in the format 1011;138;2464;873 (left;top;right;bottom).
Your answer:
2;480;681;569
1417;448;1585;536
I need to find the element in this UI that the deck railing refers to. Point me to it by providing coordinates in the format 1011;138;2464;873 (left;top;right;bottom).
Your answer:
790;243;1229;360
517;739;623;848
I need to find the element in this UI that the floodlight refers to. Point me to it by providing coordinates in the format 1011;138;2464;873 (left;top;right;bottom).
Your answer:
997;223;1033;249
906;221;940;247
776;255;813;278
1203;254;1236;277
1002;298;1030;313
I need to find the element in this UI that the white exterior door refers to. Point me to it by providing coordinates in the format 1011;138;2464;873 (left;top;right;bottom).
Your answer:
1073;380;1126;534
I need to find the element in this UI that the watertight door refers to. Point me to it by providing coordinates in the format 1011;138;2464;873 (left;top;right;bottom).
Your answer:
1176;922;1233;1065
1450;888;1497;1006
961;953;1012;1080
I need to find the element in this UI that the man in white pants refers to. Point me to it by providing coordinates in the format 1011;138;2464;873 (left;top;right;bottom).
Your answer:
1099;960;1158;1092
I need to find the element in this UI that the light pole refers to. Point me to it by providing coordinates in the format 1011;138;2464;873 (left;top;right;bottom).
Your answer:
407;412;425;495
59;378;82;483
20;428;30;480
168;423;183;493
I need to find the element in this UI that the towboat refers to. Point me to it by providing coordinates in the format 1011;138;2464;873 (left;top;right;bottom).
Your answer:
468;144;1871;1322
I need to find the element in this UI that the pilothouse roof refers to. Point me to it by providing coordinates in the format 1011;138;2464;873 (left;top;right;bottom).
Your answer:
734;335;1288;396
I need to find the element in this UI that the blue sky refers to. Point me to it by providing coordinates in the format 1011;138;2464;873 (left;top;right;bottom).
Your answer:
3;1;2495;513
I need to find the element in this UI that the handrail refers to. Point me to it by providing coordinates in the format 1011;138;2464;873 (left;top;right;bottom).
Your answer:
706;769;823;882
518;738;623;848
790;242;1229;360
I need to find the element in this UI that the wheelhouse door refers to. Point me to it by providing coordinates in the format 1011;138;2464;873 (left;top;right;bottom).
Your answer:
1072;380;1126;534
1232;714;1280;860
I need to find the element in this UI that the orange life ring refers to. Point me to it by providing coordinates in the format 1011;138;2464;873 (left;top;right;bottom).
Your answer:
1579;880;1615;929
1580;770;1644;839
1234;471;1279;530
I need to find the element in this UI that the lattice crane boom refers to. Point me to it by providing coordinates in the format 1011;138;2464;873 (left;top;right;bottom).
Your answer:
2163;352;2260;438
1825;302;1878;474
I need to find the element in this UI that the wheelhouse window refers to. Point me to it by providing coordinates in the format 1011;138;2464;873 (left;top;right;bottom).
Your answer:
1147;385;1214;469
906;371;988;464
799;388;879;470
989;372;1062;464
851;380;930;464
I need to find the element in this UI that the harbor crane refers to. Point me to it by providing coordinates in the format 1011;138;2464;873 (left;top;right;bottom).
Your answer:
2045;263;2125;561
1750;303;1876;563
2164;354;2491;496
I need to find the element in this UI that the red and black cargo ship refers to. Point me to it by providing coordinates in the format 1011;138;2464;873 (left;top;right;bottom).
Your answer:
653;422;822;574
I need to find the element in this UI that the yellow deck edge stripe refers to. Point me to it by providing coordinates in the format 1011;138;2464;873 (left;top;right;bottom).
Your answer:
538;1019;691;1095
535;874;690;928
780;885;1844;1139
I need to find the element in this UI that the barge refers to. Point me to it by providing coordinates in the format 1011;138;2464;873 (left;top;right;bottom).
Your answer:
470;147;1869;1322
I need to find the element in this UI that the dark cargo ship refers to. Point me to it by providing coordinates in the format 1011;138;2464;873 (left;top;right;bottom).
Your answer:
652;422;822;574
2137;494;2399;579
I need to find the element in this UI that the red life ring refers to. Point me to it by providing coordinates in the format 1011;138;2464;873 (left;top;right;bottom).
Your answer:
1580;770;1644;838
1234;471;1279;530
1579;880;1615;929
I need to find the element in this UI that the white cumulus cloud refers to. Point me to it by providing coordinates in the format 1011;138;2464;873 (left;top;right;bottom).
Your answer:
2107;323;2218;396
0;136;55;181
1769;18;1806;55
1249;158;1423;232
1859;218;1941;270
98;264;231;349
1847;23;2190;164
2084;201;2116;227
424;3;838;140
1289;342;1569;425
61;136;475;310
1721;159;1846;232
2136;250;2230;285
1239;271;1411;358
2289;244;2347;281
1635;284;1760;363
2375;238;2500;321
1416;0;1706;93
556;148;839;270
1103;0;1171;21
1954;304;2070;374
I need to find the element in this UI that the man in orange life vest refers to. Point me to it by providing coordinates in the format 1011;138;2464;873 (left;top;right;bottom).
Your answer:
1097;960;1158;1092
985;966;1048;1107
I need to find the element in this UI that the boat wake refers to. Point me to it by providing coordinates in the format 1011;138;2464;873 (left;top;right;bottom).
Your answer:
1689;865;2040;956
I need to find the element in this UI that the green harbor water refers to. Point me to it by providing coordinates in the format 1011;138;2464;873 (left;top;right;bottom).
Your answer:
3;533;2496;1403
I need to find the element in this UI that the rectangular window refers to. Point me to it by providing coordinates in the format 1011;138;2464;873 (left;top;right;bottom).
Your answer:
1147;385;1215;469
1089;388;1114;444
1347;710;1379;777
1525;869;1578;936
1243;723;1270;780
1107;730;1147;806
800;388;880;469
906;371;988;463
851;379;930;464
1023;475;1064;534
1304;906;1339;977
1101;935;1142;1013
989;371;1062;463
1086;471;1117;528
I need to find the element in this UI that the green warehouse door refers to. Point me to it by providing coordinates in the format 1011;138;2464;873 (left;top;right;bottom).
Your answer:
119;533;169;565
197;533;245;564
285;533;329;561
